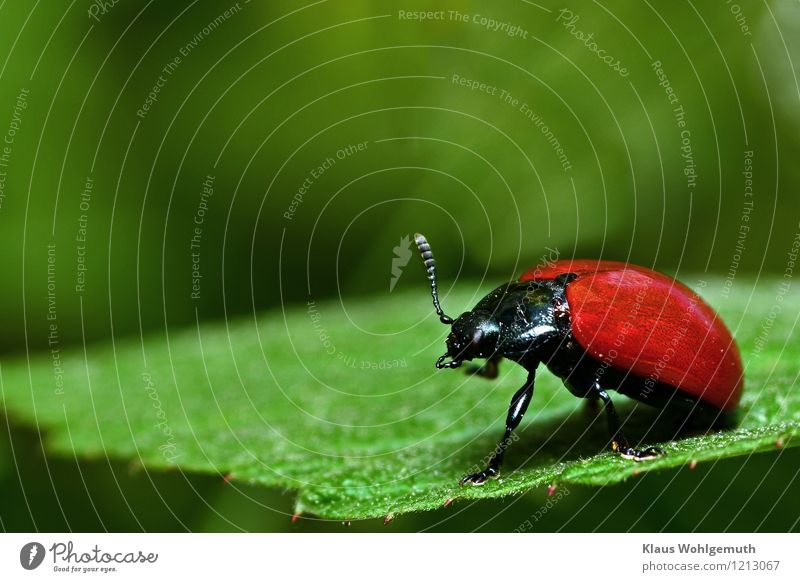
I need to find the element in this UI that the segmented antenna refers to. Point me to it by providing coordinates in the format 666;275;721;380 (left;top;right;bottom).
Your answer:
414;233;453;325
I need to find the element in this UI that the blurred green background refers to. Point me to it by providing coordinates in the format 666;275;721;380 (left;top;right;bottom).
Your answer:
0;0;798;531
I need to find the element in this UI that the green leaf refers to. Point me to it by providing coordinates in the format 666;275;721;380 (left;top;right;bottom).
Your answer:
1;277;798;520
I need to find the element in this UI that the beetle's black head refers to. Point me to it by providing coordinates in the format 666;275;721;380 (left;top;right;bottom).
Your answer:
413;233;503;369
437;310;500;369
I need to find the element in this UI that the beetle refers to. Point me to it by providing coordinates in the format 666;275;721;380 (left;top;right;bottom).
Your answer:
414;234;743;486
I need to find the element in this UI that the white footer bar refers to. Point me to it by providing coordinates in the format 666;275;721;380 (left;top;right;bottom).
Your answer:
1;533;796;580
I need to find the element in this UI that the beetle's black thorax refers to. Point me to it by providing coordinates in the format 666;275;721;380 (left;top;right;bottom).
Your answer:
473;280;571;365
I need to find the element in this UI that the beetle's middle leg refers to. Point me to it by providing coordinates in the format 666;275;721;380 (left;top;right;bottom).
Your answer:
460;369;535;486
465;354;502;379
590;381;664;461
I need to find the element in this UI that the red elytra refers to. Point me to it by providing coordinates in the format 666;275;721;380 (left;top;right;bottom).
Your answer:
520;260;743;411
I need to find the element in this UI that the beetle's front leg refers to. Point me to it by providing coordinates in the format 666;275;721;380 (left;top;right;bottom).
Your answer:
460;369;535;486
465;355;502;380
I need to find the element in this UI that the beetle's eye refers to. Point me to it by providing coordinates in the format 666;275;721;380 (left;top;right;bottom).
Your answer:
471;329;484;351
446;333;460;353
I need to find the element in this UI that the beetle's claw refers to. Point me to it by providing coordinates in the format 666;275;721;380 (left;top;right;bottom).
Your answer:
637;446;666;460
618;445;665;461
459;473;487;487
459;467;499;486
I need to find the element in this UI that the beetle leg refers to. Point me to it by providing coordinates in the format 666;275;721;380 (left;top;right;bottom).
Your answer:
594;383;665;461
460;369;535;486
465;355;502;380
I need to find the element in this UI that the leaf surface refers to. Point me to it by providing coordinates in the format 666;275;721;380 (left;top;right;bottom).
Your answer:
1;278;797;520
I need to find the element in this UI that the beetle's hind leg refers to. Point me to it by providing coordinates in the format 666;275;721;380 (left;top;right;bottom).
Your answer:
465;354;502;380
590;381;665;461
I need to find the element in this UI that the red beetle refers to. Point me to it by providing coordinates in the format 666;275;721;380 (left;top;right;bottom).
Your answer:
414;234;743;486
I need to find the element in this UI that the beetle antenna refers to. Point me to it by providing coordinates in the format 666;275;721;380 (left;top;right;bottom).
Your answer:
414;233;454;325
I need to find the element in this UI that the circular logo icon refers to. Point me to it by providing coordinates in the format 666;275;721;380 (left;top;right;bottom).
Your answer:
20;542;46;570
